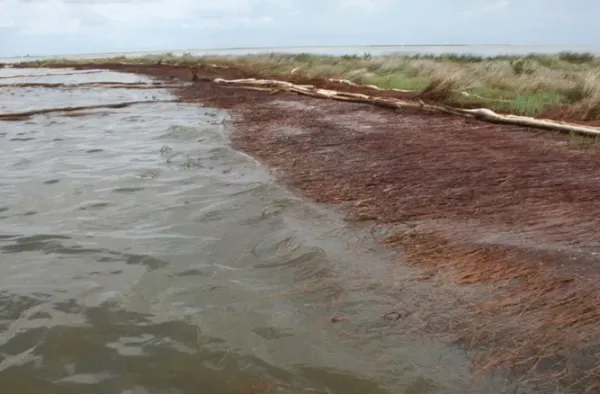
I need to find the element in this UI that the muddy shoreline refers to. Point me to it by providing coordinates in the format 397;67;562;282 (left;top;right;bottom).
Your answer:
16;63;600;392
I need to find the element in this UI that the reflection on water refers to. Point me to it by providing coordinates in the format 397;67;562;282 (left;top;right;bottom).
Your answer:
0;68;529;394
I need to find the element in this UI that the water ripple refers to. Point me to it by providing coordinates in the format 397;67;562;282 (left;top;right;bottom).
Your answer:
0;68;528;394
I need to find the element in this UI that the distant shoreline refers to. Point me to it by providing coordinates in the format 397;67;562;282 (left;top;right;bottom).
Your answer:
3;43;600;61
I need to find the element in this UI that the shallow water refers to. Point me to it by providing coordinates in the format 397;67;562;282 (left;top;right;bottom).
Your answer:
0;68;529;393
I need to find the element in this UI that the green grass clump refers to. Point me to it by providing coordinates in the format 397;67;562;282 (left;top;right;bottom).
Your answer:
558;51;595;64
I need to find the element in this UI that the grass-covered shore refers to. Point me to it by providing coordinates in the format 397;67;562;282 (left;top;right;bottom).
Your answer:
11;51;600;119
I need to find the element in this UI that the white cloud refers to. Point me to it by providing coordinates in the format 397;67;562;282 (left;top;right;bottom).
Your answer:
336;0;392;13
0;0;82;35
88;0;257;26
460;0;509;17
0;0;286;36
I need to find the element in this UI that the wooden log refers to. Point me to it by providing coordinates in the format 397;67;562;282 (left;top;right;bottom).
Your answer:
213;77;600;137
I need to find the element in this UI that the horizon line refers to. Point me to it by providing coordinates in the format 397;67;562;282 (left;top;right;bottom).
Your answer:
4;43;599;59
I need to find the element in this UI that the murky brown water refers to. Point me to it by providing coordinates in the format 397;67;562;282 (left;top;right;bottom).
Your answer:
0;68;530;394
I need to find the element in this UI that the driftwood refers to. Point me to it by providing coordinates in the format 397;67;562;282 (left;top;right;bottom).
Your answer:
0;99;179;121
327;77;413;93
214;77;600;138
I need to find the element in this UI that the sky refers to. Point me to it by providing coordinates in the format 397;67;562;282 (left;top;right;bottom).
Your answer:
0;0;599;57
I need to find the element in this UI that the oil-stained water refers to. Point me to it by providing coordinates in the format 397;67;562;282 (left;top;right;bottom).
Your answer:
0;68;530;394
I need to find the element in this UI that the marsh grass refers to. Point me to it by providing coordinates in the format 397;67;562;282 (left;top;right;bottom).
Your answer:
13;51;600;118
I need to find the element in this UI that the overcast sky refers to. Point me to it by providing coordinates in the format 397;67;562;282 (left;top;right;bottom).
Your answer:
0;0;598;57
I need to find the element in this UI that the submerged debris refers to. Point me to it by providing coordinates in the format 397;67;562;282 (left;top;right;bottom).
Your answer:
0;99;180;121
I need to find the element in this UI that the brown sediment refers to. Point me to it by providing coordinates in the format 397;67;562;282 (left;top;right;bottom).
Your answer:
0;99;180;121
1;82;184;89
19;62;421;101
22;61;600;126
0;70;104;79
22;62;600;391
